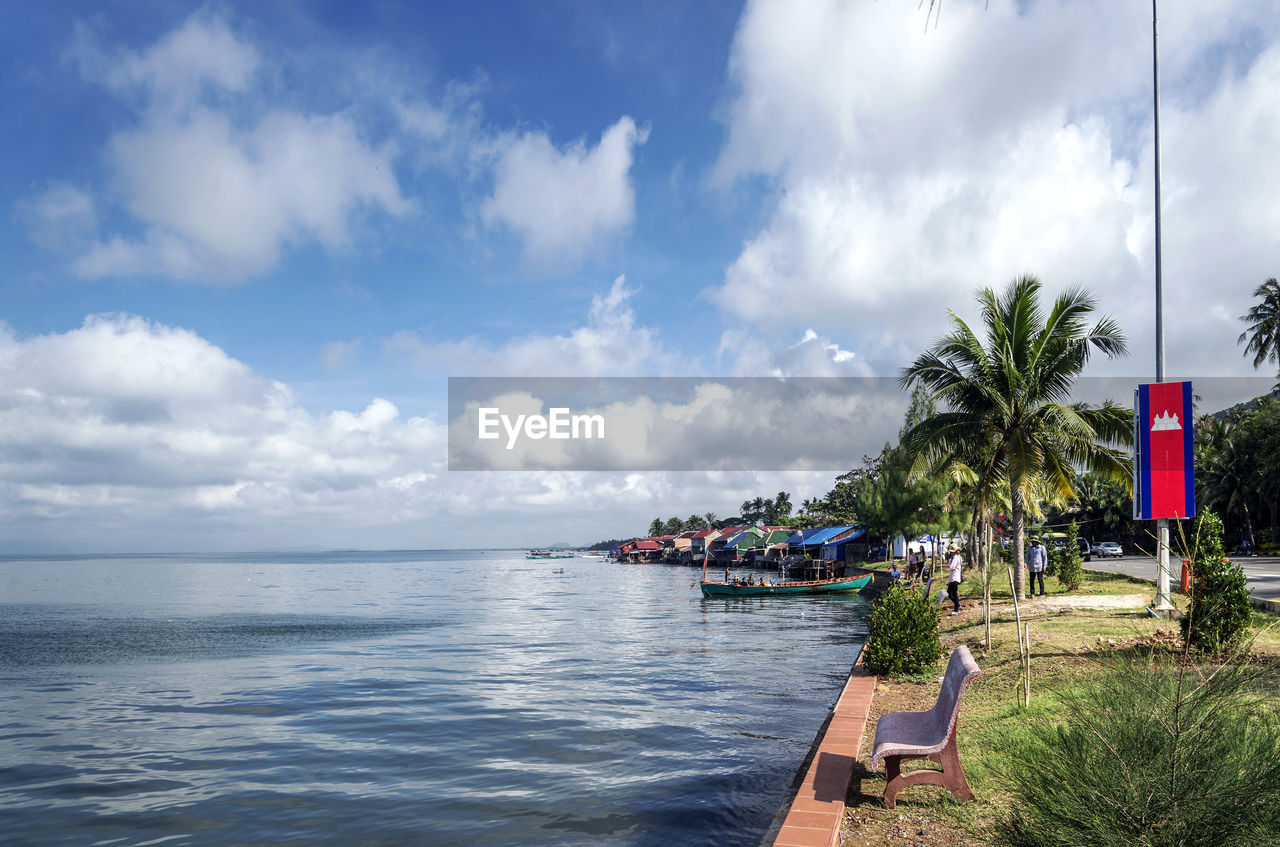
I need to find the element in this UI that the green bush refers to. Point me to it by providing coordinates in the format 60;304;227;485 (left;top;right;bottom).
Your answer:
1181;511;1252;653
862;582;942;677
1044;543;1062;578
999;647;1280;847
1056;521;1084;591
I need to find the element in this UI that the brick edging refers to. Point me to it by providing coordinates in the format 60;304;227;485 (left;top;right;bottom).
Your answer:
767;655;878;847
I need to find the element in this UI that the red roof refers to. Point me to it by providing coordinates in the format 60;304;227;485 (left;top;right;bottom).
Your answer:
692;529;717;538
634;540;661;550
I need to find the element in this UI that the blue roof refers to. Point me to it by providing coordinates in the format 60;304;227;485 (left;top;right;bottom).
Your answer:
797;525;855;546
785;527;828;545
823;527;867;547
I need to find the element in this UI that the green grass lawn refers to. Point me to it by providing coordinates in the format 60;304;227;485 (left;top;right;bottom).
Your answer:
848;572;1280;843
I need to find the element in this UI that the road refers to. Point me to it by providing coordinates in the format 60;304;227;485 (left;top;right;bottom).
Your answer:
1086;554;1280;607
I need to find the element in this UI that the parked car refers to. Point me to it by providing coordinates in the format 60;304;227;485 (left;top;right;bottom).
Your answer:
1092;541;1123;558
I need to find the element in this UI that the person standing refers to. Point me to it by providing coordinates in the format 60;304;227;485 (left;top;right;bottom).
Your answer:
1027;537;1047;596
946;545;963;615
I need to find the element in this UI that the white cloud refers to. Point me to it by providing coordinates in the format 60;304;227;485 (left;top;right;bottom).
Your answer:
68;10;259;110
61;11;410;282
0;314;845;550
481;117;649;272
388;275;678;377
16;183;97;252
322;338;363;372
710;0;1280;378
0;315;447;548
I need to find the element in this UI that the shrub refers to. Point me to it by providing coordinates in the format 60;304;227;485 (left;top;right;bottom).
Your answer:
1181;510;1252;653
862;582;942;677
999;646;1280;847
1044;543;1062;578
1056;521;1084;591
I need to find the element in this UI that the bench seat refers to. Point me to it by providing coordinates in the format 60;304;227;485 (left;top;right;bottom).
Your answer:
870;644;981;809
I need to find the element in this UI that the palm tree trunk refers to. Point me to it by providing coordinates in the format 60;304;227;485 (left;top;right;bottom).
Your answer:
1012;487;1027;601
984;521;993;649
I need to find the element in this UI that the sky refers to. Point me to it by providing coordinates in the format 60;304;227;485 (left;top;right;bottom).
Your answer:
3;0;1279;552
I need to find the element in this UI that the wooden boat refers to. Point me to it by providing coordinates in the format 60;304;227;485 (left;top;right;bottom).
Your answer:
699;572;871;597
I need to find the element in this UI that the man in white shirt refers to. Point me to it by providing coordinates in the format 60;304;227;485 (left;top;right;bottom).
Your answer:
1027;536;1048;596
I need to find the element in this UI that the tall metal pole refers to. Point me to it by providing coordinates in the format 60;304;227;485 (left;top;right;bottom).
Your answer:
1152;0;1173;610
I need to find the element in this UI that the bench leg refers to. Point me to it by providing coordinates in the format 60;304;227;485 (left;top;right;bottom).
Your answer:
882;739;975;809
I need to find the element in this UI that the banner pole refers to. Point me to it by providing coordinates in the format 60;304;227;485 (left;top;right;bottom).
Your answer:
1151;0;1174;612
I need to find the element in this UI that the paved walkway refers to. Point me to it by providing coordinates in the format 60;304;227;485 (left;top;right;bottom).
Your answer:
1086;554;1280;609
769;663;876;847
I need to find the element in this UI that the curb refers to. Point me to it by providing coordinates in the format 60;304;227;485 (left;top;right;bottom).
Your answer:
764;652;877;847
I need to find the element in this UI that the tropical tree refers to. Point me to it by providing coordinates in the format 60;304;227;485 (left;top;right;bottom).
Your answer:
740;497;769;525
648;518;664;537
703;512;718;528
683;514;708;531
1238;277;1280;373
900;275;1132;600
661;516;682;535
770;491;793;523
1197;418;1258;550
1046;472;1136;549
1241;399;1280;543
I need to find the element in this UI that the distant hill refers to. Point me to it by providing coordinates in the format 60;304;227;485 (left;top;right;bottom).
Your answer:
1210;388;1278;421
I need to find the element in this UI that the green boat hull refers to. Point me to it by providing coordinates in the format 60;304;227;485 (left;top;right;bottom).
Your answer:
699;572;872;597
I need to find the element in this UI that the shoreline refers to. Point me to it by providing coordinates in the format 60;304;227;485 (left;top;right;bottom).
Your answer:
762;647;877;847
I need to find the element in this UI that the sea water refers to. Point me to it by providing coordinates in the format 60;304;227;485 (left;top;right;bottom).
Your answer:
0;551;867;846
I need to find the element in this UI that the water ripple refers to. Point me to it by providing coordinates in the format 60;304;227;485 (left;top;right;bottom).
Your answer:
0;552;865;846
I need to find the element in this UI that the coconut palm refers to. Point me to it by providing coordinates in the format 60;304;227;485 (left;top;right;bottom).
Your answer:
900;275;1133;600
1197;418;1259;549
1238;277;1280;372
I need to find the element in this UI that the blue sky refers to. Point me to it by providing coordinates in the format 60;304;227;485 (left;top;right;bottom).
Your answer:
3;1;1279;551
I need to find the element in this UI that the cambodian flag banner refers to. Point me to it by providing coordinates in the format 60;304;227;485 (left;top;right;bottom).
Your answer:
1134;381;1196;521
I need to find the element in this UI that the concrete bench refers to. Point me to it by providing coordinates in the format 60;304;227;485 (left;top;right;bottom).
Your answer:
869;645;982;809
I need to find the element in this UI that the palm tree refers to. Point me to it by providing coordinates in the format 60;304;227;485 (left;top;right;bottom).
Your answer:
1238;277;1280;372
900;275;1132;600
1197;418;1258;549
648;518;664;537
703;512;718;528
773;491;793;522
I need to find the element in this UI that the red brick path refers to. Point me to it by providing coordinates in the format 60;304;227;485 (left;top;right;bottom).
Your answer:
770;664;877;847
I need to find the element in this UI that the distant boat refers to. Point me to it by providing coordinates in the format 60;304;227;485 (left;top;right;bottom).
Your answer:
527;550;574;559
699;572;872;597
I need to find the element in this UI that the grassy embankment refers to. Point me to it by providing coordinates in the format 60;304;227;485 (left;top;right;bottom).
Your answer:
840;570;1280;845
